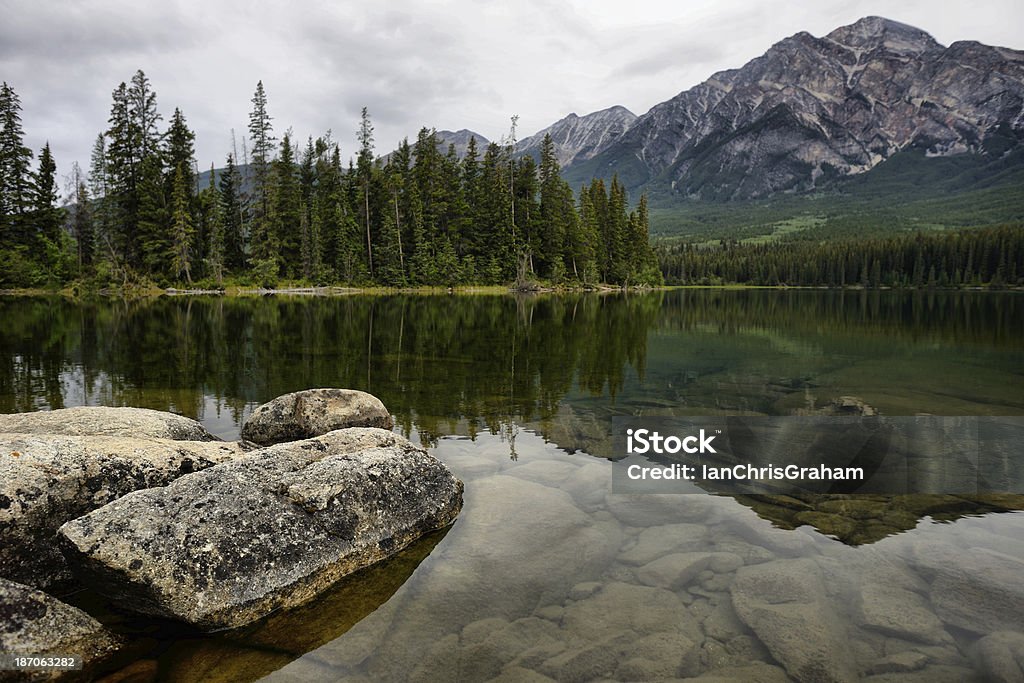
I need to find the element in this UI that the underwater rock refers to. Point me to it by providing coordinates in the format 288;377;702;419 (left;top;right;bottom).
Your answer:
57;428;462;630
241;388;393;445
731;558;857;683
912;541;1024;634
971;631;1024;683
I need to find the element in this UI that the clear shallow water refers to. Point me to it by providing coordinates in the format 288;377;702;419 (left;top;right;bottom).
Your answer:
1;290;1023;681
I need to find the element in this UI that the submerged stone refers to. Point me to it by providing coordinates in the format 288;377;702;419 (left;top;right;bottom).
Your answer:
241;388;394;445
0;434;245;588
0;406;217;441
57;428;462;631
731;558;858;683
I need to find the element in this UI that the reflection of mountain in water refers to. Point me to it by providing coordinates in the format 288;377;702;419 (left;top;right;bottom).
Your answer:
731;493;1024;545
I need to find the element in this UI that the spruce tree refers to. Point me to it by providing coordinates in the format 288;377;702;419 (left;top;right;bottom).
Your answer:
0;82;34;245
271;131;301;275
219;153;245;271
170;164;195;284
357;107;375;278
247;81;276;266
33;143;61;245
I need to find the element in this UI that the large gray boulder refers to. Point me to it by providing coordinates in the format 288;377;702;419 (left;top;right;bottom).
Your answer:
241;389;393;446
57;428;462;631
0;434;245;589
0;406;216;441
0;577;120;677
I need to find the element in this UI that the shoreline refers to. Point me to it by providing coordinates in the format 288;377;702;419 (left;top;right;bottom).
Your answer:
1;283;1020;298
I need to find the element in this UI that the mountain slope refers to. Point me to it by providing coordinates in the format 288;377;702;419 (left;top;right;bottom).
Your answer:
564;16;1024;201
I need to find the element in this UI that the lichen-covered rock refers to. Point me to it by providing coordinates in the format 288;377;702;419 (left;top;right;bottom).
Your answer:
57;428;462;631
0;577;120;677
0;406;217;441
0;435;246;589
241;389;394;446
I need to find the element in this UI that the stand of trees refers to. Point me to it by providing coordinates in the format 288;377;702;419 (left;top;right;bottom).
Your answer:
659;226;1024;288
0;74;660;289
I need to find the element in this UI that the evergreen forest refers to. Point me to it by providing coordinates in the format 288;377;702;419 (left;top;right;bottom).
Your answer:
0;74;660;290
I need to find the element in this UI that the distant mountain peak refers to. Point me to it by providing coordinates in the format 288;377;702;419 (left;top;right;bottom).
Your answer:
517;106;638;166
826;15;941;52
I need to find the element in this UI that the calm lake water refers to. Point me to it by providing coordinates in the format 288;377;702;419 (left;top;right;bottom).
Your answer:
2;290;1023;682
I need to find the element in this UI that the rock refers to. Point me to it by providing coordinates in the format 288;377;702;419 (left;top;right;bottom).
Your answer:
862;664;982;682
538;635;626;683
0;577;120;674
868;651;930;675
635;552;741;591
0;406;216;441
616;631;699;680
0;434;245;588
683;662;792;682
731;558;857;683
855;584;951;645
561;462;610;512
241;389;393;445
618;523;710;566
972;631;1024;683
567;582;602;601
57;428;462;630
912;541;1024;634
703;599;748;642
561;581;700;643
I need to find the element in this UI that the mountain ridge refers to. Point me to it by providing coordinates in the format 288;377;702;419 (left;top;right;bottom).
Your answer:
557;16;1024;202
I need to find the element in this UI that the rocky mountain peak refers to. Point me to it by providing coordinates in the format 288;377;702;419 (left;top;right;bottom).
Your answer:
561;16;1024;201
517;105;637;167
825;16;941;54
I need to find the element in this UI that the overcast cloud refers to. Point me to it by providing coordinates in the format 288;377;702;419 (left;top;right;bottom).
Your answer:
2;0;1022;184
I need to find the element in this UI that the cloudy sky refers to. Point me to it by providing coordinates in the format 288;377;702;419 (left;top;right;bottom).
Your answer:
2;0;1022;182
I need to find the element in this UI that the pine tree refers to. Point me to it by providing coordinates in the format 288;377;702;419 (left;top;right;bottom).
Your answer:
268;131;301;276
33;143;61;245
136;154;168;277
219;153;245;271
127;70;162;160
357;107;375;278
0;82;34;245
170;164;195;283
247;81;276;266
72;167;94;269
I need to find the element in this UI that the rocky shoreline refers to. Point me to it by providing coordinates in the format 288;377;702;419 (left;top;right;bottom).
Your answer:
0;390;463;678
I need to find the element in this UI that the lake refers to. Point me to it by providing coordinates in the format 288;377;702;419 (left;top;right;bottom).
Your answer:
2;289;1023;681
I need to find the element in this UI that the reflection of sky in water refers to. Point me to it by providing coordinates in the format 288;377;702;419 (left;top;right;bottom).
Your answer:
263;430;1024;682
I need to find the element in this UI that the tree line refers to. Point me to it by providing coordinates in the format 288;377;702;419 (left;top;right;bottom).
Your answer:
0;74;660;289
659;226;1024;288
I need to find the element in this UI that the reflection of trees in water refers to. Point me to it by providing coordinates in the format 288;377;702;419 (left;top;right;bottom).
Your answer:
659;288;1021;349
0;293;663;443
0;290;1017;439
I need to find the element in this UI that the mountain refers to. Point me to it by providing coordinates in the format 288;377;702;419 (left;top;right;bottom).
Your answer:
515;106;637;167
433;129;489;158
562;16;1024;201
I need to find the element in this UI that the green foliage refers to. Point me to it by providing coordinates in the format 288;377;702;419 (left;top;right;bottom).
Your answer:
659;225;1024;288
